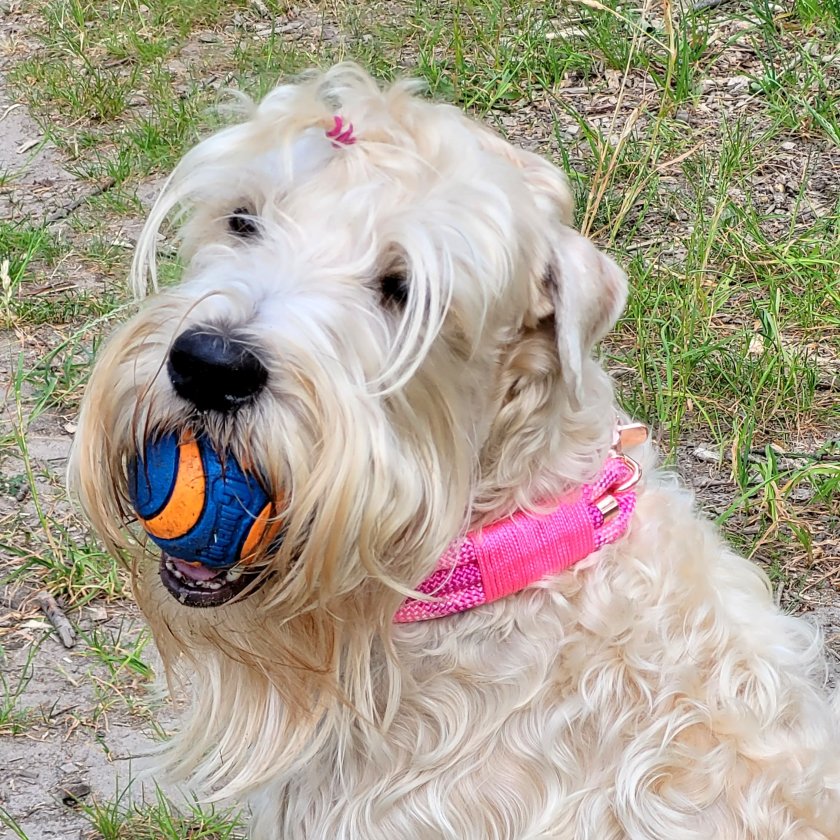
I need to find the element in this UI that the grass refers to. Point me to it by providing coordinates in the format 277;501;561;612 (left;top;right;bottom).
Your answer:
0;643;39;736
0;531;127;606
80;784;245;840
0;220;125;326
0;223;57;325
0;0;838;836
81;623;154;684
1;354;127;611
0;781;246;840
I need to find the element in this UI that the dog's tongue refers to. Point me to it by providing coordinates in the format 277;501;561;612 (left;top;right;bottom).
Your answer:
171;557;222;581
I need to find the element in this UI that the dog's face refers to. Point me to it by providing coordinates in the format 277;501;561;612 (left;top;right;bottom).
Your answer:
70;64;625;649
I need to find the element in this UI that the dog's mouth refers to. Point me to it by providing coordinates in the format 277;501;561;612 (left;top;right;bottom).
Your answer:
159;552;264;608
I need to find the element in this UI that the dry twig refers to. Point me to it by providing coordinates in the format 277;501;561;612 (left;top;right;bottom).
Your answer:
34;591;76;648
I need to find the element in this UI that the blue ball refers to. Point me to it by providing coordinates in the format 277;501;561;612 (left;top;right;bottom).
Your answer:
129;432;276;568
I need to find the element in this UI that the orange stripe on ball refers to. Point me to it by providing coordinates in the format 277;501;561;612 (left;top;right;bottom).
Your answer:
240;501;283;564
140;437;205;540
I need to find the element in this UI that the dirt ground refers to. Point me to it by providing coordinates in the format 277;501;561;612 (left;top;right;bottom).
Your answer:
1;2;839;838
0;70;194;839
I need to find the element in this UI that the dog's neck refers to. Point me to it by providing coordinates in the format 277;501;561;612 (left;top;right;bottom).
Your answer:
473;324;618;520
396;425;645;623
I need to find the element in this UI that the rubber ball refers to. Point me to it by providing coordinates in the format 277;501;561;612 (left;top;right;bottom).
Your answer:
129;431;279;568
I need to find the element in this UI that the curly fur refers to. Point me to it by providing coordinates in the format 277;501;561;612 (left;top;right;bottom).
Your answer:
69;64;840;839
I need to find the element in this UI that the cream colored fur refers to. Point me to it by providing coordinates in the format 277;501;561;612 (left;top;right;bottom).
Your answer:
69;65;840;839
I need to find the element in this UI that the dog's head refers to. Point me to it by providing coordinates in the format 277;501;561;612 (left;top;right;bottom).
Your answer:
69;62;625;787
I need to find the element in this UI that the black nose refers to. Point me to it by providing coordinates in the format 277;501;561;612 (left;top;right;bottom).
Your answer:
167;327;268;413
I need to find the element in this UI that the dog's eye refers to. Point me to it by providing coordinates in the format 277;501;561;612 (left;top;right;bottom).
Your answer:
228;208;259;239
379;272;408;307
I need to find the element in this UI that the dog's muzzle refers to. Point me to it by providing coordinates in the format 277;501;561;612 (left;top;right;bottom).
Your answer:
159;552;265;608
168;326;268;413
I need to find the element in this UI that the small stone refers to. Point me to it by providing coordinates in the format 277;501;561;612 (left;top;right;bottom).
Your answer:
604;69;622;91
59;780;91;807
726;75;751;93
21;619;49;631
17;137;41;154
86;605;108;622
693;446;723;464
780;141;796;151
789;485;814;502
638;15;660;33
675;110;691;124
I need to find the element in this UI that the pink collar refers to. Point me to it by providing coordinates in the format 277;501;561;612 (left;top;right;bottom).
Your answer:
394;424;647;623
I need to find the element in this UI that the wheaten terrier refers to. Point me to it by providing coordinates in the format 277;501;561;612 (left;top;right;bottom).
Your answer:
70;64;840;838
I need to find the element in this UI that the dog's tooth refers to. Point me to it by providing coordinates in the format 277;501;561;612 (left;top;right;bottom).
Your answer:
226;567;243;581
186;576;224;591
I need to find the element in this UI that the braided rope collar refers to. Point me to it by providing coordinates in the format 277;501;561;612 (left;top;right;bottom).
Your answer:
394;424;647;623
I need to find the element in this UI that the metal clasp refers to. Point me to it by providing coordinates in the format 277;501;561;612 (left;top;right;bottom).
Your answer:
613;422;649;453
595;422;648;519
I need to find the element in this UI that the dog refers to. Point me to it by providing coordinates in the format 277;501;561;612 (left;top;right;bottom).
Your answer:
69;64;840;839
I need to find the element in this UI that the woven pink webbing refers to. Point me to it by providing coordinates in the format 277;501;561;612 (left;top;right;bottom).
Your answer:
394;456;637;623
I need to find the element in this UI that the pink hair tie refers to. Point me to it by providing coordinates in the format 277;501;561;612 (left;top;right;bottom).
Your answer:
326;115;356;147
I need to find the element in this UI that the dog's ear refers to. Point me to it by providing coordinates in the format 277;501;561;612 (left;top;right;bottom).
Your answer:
474;130;627;403
535;225;628;405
